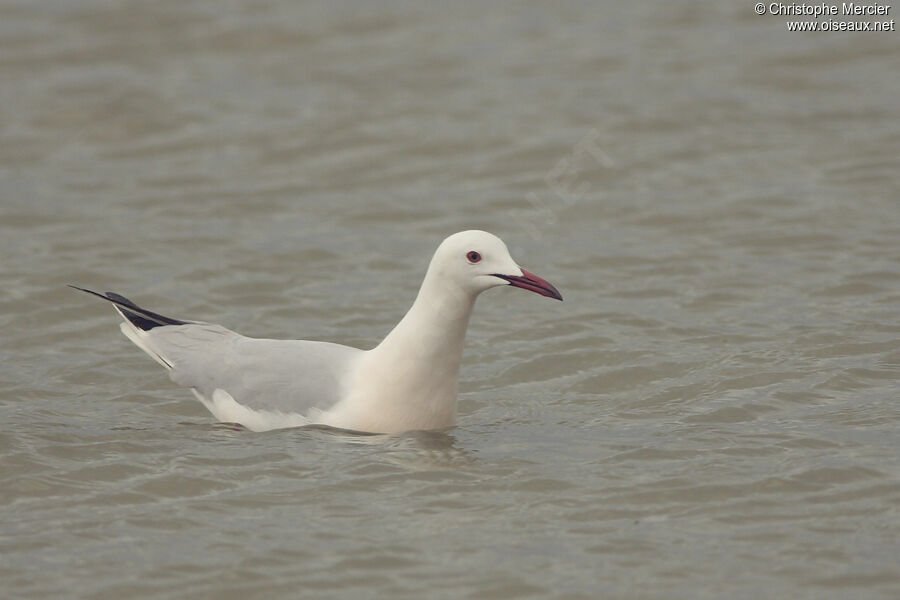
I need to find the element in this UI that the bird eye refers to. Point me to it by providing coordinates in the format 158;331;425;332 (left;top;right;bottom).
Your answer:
466;251;482;264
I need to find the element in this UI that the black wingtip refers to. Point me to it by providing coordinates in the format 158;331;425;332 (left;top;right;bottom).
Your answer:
69;284;188;331
68;284;114;303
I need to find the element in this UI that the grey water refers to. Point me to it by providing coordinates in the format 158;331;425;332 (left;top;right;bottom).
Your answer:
1;1;899;598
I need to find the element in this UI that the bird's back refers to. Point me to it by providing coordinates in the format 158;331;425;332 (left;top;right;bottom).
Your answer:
136;323;363;417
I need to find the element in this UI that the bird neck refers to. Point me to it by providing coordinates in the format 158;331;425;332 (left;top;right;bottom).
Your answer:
375;274;476;374
340;272;478;432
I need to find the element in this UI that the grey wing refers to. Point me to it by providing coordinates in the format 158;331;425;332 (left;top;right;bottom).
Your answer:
143;324;362;415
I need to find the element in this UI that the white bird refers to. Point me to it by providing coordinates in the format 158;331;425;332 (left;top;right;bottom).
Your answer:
71;230;562;434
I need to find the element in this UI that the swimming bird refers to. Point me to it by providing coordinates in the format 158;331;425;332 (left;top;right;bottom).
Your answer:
71;230;562;433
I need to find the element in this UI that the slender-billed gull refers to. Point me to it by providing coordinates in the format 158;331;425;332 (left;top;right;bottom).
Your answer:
71;230;562;433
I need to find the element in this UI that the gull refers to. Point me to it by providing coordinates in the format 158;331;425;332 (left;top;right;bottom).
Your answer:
71;230;562;434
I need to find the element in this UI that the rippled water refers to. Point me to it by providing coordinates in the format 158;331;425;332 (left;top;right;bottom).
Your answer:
2;1;899;598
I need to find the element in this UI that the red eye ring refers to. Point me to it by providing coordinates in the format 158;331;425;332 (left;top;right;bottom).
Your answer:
466;250;482;264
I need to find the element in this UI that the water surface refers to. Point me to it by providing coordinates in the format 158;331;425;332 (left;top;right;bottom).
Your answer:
2;2;899;598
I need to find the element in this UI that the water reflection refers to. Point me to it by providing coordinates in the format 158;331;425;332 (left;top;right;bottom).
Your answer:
207;421;474;467
306;424;475;468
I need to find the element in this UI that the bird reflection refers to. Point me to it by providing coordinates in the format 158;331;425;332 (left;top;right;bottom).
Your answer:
307;424;475;468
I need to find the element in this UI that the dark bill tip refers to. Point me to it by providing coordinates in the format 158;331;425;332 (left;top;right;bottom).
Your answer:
492;269;563;301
